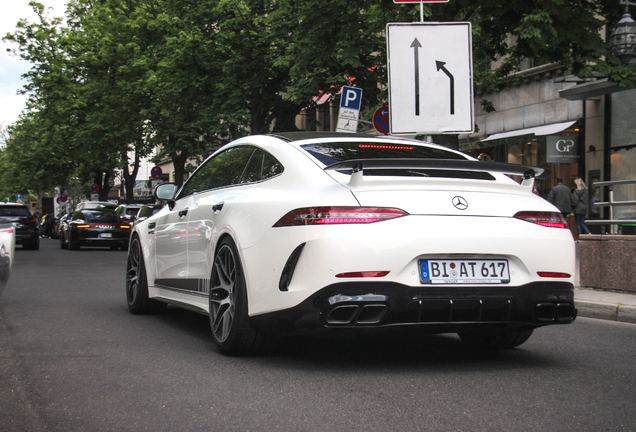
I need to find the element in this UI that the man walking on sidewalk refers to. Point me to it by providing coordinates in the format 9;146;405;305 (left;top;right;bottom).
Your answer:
548;177;573;218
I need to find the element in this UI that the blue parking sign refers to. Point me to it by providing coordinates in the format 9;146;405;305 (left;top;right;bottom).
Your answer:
340;86;363;111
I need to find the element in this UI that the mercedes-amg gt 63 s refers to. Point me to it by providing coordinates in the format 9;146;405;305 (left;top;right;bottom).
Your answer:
126;132;577;355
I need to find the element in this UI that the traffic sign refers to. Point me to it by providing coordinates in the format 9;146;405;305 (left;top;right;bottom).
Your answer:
59;194;68;203
90;183;99;194
373;106;390;135
337;86;363;133
151;166;163;180
16;194;22;200
387;22;474;135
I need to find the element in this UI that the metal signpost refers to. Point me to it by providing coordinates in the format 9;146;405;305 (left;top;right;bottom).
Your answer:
336;86;363;133
387;22;474;135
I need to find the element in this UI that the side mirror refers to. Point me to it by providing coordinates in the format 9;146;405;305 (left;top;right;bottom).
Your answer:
153;183;178;210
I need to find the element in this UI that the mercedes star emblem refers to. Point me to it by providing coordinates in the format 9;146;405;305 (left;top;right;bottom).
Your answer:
452;196;468;210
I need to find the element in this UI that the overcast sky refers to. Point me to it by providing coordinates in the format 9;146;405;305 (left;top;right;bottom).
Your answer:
1;0;68;128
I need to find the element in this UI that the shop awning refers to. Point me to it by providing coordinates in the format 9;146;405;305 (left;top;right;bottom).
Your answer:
481;121;577;142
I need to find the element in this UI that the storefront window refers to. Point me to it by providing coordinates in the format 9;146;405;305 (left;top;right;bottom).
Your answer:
610;147;636;220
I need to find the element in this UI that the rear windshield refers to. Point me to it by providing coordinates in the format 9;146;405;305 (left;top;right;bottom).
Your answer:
125;208;140;216
301;141;493;180
301;142;467;165
0;206;30;217
82;210;120;223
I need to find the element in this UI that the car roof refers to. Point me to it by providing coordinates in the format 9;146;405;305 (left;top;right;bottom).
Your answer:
0;202;28;207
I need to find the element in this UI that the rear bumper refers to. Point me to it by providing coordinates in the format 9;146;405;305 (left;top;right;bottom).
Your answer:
251;281;576;336
16;232;39;245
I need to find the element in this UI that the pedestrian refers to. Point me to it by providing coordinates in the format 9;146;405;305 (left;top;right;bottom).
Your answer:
33;208;42;225
572;178;590;235
547;177;573;218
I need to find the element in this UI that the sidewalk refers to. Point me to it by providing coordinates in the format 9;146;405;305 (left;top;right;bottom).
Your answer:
575;287;636;323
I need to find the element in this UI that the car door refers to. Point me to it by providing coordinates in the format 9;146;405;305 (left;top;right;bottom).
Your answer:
185;146;258;288
154;189;195;289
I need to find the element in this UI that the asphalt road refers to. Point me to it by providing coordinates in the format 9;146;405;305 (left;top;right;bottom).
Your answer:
2;239;636;432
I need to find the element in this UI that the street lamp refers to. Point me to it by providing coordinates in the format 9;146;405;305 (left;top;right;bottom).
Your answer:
609;0;636;65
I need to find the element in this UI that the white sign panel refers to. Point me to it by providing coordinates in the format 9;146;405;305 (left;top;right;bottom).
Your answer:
387;22;474;135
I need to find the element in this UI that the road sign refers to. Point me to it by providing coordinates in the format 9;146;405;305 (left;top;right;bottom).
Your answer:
337;86;363;133
394;0;449;2
90;183;99;194
151;166;163;180
387;22;474;135
59;194;68;203
16;194;22;200
373;106;390;135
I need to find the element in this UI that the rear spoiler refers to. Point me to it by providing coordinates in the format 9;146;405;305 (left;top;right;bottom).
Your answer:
324;158;551;180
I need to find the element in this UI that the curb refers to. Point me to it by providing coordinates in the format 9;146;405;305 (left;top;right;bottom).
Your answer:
576;300;636;324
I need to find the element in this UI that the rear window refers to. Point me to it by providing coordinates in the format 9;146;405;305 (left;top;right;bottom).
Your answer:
0;206;30;217
301;141;493;180
82;210;120;223
301;142;467;165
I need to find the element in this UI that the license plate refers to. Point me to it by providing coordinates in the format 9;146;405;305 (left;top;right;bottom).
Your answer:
99;233;112;238
419;259;510;284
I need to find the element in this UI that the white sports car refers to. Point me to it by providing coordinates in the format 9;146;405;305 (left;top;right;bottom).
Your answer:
126;132;576;355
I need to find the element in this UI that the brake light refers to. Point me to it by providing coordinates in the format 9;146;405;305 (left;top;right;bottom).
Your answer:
537;272;571;278
76;224;90;228
513;212;567;228
273;207;408;227
336;271;390;278
20;218;37;225
120;225;130;229
359;144;413;150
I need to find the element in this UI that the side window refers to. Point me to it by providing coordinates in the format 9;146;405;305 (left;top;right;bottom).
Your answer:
240;150;284;184
178;146;255;199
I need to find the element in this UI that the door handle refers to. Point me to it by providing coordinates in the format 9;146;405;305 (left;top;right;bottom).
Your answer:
178;208;188;218
212;202;224;212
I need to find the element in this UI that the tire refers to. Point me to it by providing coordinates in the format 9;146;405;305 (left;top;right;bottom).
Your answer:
126;236;167;314
458;328;534;349
60;232;67;249
68;233;80;250
209;237;274;355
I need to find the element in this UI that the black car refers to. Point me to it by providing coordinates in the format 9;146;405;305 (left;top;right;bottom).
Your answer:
60;208;131;250
0;203;40;250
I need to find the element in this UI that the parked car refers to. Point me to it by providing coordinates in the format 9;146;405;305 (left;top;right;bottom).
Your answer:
0;203;39;250
125;132;577;355
60;208;131;250
56;213;72;241
0;217;16;297
115;204;143;225
133;204;164;226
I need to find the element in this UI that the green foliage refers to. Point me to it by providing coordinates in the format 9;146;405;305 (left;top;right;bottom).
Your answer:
1;0;633;197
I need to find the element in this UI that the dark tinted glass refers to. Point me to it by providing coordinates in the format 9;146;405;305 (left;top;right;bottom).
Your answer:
82;210;120;223
179;146;255;198
241;150;283;183
301;142;467;166
0;206;30;217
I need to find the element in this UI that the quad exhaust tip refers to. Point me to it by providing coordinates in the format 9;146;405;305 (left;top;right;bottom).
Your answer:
325;304;388;325
536;302;575;322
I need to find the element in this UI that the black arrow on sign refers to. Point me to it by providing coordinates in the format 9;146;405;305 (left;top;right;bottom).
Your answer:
436;61;455;115
411;38;422;116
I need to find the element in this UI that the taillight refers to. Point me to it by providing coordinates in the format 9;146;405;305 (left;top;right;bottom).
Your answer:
537;272;571;278
20;218;37;225
273;207;408;227
76;224;90;229
513;212;567;228
120;225;130;229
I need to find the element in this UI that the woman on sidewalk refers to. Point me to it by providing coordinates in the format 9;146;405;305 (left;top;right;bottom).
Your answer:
573;178;591;235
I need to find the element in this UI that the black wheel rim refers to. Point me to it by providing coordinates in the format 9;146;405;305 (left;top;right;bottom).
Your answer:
210;244;237;343
126;239;141;305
